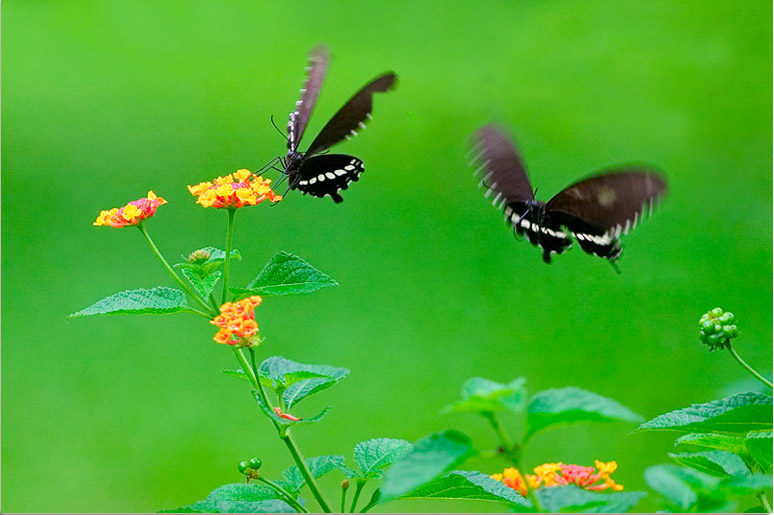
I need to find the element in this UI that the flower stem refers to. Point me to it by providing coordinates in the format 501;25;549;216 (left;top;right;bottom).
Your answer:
358;488;381;513
349;479;366;513
137;223;215;315
221;208;236;305
231;347;332;513
758;491;772;513
281;431;333;513
257;476;309;513
340;482;349;513
728;344;773;389
484;412;519;466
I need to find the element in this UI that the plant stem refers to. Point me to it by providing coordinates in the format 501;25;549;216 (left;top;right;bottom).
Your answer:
257;476;309;513
728;344;773;388
349;478;366;512
340;482;349;513
221;208;236;305
137;223;215;315
281;431;333;513
358;488;381;513
484;412;519;466
759;491;772;513
230;347;333;513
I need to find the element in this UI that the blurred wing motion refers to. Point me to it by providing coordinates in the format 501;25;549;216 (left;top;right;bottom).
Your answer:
546;170;668;260
305;73;398;156
287;45;330;152
294;154;364;204
472;123;668;265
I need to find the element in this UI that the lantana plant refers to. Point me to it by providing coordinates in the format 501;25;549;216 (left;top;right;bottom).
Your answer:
71;176;772;513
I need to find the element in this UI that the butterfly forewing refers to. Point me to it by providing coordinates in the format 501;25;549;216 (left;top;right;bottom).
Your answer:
473;125;535;204
293;154;364;203
288;45;330;152
546;170;667;233
304;73;398;156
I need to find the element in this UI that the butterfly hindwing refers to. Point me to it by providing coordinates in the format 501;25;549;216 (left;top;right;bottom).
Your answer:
292;154;364;203
288;45;330;152
304;73;398;157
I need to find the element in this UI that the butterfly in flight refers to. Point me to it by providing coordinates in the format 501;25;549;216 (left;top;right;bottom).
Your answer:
273;45;397;203
472;124;667;268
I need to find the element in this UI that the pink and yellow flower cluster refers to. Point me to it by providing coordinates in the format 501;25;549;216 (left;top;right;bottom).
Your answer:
210;296;263;345
94;191;167;228
491;460;623;496
188;170;282;209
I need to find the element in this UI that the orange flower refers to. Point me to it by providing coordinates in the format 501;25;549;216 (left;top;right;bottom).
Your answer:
490;467;528;496
525;460;623;492
93;191;167;227
210;296;263;346
188;170;282;209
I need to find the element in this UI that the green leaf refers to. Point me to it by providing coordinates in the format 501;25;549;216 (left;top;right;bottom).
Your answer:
221;369;249;381
379;430;476;502
645;465;701;511
534;485;645;513
232;251;338;297
252;390;330;427
179;267;221;299
719;473;773;495
637;393;773;435
669;451;751;477
281;455;356;493
204;483;281;501
354;438;413;479
526;387;643;438
675;433;749;456
283;377;341;410
442;377;527;414
186;499;296;513
745;430;773;473
258;356;349;391
402;470;531;509
68;287;193;318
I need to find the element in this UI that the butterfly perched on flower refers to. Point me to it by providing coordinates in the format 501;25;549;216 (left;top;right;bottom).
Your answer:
472;124;667;267
276;45;397;203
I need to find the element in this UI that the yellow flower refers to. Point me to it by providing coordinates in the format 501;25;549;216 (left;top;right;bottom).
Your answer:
93;191;167;228
188;170;282;209
490;467;528;496
210;296;263;346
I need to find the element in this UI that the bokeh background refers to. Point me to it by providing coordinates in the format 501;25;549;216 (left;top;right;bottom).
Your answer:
3;0;771;512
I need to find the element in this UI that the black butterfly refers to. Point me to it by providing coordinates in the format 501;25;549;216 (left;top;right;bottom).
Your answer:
280;45;397;203
472;124;667;266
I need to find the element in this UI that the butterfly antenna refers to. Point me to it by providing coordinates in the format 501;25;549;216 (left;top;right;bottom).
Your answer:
255;155;282;175
270;115;288;140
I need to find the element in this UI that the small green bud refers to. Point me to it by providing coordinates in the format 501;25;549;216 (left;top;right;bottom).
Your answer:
248;457;262;469
238;461;250;474
698;307;739;350
341;479;350;489
188;248;211;263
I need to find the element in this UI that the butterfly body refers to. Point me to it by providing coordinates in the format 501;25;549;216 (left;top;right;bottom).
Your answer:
474;124;666;265
282;45;396;203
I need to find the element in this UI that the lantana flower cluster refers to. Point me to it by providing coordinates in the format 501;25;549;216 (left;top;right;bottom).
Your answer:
93;191;167;227
491;460;623;496
188;170;282;209
210;296;263;345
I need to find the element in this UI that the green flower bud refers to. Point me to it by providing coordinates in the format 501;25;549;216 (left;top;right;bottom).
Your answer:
248;457;262;469
238;461;250;474
698;307;739;350
188;248;211;263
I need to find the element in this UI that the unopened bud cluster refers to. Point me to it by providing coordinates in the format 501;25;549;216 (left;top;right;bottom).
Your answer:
238;457;263;479
699;308;738;350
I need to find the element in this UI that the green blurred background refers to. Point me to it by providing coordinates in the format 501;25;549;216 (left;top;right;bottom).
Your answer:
3;0;771;512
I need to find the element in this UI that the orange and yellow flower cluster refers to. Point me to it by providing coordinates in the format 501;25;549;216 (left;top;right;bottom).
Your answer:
188;170;282;209
211;296;263;345
491;460;623;496
94;191;167;228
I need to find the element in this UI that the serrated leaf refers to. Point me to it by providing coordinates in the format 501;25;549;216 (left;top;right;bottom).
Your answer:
186;499;296;513
719;473;773;495
675;433;749;456
669;451;751;477
745;430;773;473
354;438;413;479
443;377;527;414
258;356;349;392
526;387;643;438
281;455;356;493
68;287;193;318
637;393;773;435
232;251;338;296
534;485;646;513
205;483;281;502
221;369;249;381
252;390;329;426
380;430;475;502
402;470;531;509
179;267;221;299
283;377;340;410
645;465;701;511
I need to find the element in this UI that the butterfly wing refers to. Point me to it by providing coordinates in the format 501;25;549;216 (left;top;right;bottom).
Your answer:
304;73;398;157
287;45;330;152
546;169;667;260
291;154;364;203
